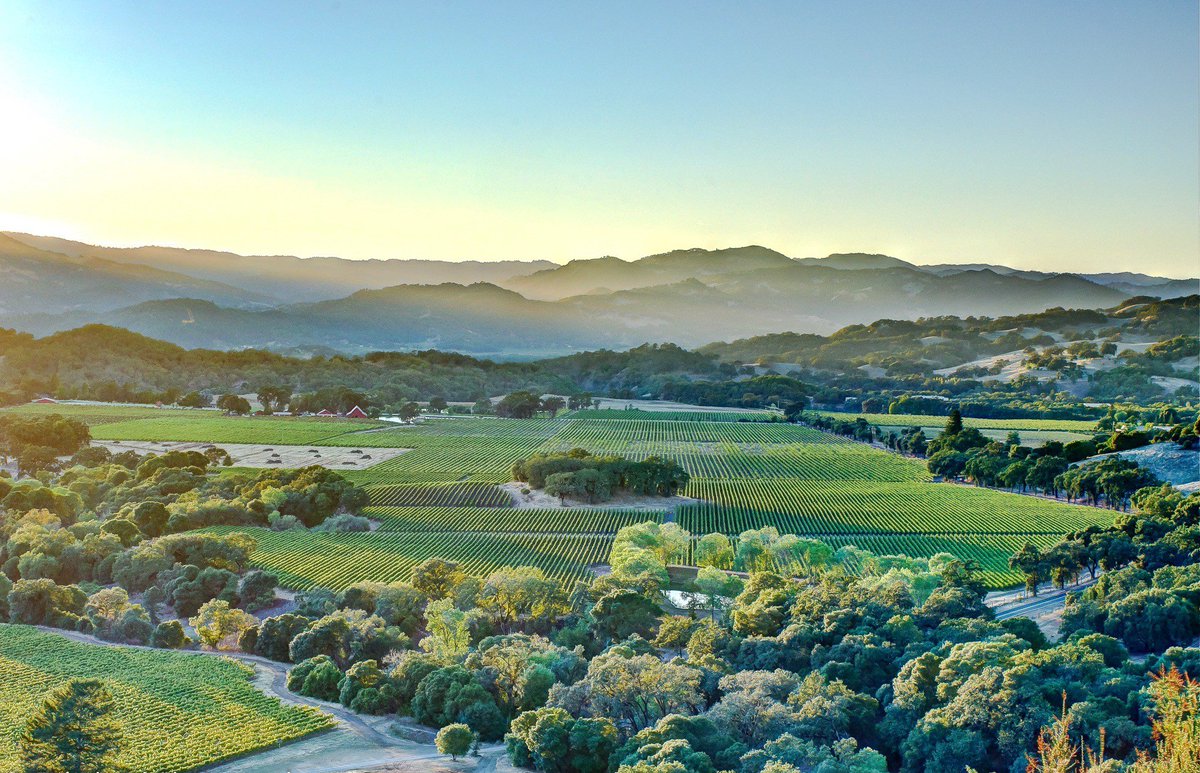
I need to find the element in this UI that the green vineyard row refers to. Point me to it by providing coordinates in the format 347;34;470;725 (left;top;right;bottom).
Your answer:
678;480;1114;535
365;505;664;533
204;527;613;589
0;624;330;773
366;481;513;508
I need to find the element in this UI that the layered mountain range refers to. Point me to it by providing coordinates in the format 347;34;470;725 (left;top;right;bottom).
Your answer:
2;233;1195;356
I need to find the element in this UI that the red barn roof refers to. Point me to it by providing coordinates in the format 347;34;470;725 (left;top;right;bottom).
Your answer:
345;405;368;419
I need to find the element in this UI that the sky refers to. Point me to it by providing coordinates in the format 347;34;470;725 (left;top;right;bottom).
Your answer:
0;1;1196;277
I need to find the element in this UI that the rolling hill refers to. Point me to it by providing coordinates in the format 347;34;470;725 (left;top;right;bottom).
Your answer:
3;232;554;303
0;233;272;313
0;232;1194;355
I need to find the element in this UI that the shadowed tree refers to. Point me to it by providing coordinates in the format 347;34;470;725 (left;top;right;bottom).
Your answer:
20;679;123;773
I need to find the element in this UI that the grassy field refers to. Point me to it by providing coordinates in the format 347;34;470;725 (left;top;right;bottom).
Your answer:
2;402;387;444
10;403;1115;588
90;415;384;445
0;624;331;773
1;403;174;424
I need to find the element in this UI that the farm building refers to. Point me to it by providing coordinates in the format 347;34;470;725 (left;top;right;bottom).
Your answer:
315;409;336;417
32;397;58;404
345;405;368;419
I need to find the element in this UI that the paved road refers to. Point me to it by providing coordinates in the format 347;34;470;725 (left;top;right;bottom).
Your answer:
988;577;1099;622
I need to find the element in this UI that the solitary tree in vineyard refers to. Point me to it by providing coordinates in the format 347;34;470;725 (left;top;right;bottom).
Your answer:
19;679;123;773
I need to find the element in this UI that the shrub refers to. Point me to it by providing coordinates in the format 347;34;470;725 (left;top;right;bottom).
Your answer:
314;514;371;533
151;620;189;649
436;723;475;761
288;656;343;702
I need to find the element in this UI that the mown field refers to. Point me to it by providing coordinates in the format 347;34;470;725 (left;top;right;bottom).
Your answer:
8;403;1115;588
3;402;386;443
0;624;331;773
90;415;385;445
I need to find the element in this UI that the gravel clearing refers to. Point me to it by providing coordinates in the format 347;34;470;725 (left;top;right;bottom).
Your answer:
95;440;411;469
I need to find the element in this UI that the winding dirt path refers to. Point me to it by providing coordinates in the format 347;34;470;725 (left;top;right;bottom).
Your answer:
28;625;480;772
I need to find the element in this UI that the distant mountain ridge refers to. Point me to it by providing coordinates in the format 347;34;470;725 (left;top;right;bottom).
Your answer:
0;232;1194;355
0;233;274;314
4;232;556;303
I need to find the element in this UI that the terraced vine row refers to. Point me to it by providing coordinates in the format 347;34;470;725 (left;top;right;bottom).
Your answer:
205;527;613;589
678;479;1112;535
0;624;331;773
366;482;513;508
366;505;663;533
572;409;777;422
545;418;842;446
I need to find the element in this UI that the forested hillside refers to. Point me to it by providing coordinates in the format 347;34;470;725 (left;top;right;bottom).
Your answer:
1;296;1193;417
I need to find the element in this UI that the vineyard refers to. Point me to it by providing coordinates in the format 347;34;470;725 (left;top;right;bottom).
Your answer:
366;505;663;533
677;480;1112;535
570;409;778;422
204;527;613;589
336;418;562;484
7;404;1117;589
366;482;514;508
230;413;1112;588
0;624;331;773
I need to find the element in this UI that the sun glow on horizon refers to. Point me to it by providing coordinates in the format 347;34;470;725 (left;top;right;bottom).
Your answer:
0;2;1195;275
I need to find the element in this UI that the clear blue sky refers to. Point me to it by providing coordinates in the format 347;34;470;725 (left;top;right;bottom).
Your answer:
0;1;1196;276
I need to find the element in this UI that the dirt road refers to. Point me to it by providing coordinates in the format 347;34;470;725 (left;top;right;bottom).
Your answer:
32;626;454;772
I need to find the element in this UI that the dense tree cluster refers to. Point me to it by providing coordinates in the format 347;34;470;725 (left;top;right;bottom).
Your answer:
700;297;1198;411
1023;484;1200;653
494;391;573;419
659;374;810;411
512;449;690;504
804;409;1191;514
0;413;91;475
0;438;367;644
0;472;1195;771
3;294;1195;423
